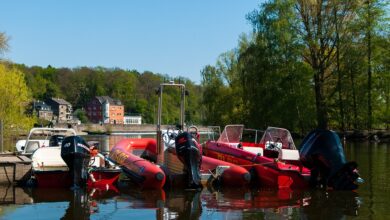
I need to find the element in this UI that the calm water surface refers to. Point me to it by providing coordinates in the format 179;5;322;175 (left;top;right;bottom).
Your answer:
0;134;389;219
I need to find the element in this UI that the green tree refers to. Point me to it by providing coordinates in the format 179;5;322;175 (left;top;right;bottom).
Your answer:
0;64;35;137
295;0;358;129
74;109;89;123
241;0;316;131
358;0;389;129
200;65;226;125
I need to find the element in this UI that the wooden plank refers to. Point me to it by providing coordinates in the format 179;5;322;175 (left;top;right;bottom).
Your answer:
0;165;14;184
17;155;32;163
0;155;32;164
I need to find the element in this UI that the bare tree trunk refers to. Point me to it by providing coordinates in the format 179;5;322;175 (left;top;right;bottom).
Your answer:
367;0;373;130
367;31;373;130
386;77;390;129
314;68;328;129
350;68;358;129
335;9;345;132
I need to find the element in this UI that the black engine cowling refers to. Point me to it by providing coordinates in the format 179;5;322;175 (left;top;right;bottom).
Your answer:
61;136;91;188
300;130;361;190
175;132;202;189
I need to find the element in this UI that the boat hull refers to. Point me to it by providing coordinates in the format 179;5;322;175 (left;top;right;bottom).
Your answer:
201;156;251;187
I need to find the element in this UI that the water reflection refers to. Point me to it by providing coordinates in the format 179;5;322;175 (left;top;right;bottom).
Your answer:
301;190;361;219
161;189;202;220
20;187;119;220
0;136;388;219
0;184;364;220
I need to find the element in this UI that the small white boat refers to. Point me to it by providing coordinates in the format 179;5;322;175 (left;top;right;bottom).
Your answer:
16;127;77;156
31;138;121;188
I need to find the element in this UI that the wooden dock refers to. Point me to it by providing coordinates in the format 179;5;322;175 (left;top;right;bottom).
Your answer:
0;154;32;185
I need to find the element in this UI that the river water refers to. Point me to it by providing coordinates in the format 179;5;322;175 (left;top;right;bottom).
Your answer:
0;134;389;219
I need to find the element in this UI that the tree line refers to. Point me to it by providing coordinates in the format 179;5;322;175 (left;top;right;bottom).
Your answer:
201;0;389;133
14;64;204;126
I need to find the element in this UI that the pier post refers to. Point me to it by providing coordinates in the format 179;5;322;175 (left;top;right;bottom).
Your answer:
0;119;3;153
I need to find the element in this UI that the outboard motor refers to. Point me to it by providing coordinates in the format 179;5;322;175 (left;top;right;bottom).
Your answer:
300;130;362;190
175;132;203;189
61;136;91;188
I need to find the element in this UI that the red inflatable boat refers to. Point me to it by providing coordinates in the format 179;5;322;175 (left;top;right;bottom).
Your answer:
109;138;166;189
109;138;250;189
203;125;363;190
203;125;311;189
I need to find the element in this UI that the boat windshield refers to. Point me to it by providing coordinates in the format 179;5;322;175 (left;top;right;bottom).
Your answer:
259;127;296;150
206;126;221;141
27;128;76;141
218;125;244;143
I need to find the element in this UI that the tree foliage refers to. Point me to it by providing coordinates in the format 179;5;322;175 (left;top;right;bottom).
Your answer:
201;0;389;132
0;63;35;137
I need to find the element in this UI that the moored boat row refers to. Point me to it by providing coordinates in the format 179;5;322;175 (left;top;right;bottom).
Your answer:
17;82;363;192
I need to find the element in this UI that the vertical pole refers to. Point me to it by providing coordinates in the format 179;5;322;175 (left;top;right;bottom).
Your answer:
156;86;163;164
0;119;3;153
180;86;185;130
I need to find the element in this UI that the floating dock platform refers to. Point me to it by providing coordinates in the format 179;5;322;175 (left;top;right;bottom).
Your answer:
0;153;32;185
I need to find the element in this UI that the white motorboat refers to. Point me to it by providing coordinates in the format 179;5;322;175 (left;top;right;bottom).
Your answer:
15;127;77;156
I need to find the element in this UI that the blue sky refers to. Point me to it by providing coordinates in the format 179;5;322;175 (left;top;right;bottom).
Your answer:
0;0;261;84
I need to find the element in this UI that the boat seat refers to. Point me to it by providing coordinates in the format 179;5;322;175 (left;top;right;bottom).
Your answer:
280;149;300;161
228;143;240;148
243;146;263;155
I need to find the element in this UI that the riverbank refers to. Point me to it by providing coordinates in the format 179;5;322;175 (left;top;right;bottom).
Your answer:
340;129;390;142
62;124;390;142
55;124;212;135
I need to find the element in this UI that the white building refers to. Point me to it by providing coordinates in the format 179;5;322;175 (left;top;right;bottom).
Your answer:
124;115;142;125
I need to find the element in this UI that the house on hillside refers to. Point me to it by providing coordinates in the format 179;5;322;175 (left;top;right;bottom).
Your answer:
33;100;53;121
45;98;73;123
86;96;124;124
